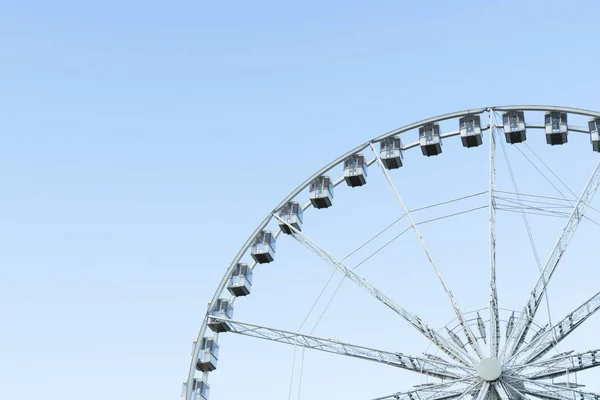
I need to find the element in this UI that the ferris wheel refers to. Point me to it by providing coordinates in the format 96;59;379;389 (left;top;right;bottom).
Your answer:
183;106;600;400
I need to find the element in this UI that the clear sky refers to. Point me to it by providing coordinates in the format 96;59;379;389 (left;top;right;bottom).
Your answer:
2;1;600;399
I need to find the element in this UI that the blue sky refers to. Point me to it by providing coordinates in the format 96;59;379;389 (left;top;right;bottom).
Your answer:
2;1;600;399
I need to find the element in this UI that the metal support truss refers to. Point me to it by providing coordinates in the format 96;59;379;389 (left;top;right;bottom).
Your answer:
521;349;600;380
507;377;600;400
475;382;491;400
275;215;476;366
495;381;525;400
517;292;600;364
369;143;484;361
208;316;471;379
371;379;475;400
507;160;600;357
456;381;485;400
501;380;530;400
489;110;500;358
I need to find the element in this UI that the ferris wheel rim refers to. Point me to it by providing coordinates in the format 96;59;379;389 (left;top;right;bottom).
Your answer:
185;105;600;400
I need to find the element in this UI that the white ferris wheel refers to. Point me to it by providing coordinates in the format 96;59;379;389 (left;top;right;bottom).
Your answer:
183;106;600;400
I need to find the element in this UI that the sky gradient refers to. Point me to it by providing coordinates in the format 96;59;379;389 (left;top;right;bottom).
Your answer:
2;1;600;399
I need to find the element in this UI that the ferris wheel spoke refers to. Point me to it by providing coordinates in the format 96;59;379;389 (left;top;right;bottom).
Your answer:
370;378;478;400
509;292;600;364
473;381;491;400
505;160;600;358
208;316;473;379
508;377;600;400
518;348;600;380
489;110;500;359
455;380;485;400
369;143;484;361
382;380;484;400
495;381;525;400
275;214;477;366
500;380;531;400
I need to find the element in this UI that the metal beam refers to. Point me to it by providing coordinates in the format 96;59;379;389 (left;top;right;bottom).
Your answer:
496;381;526;400
456;381;485;400
477;313;487;345
209;316;471;379
508;378;600;400
522;349;600;380
489;110;500;358
515;292;600;364
475;382;491;400
371;379;476;400
494;383;510;400
370;143;484;361
275;215;476;366
506;160;600;357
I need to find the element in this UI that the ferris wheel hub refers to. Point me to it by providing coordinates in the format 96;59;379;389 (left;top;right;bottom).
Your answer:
477;357;502;381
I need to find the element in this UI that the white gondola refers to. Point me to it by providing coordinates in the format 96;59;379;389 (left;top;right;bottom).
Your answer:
227;263;253;296
545;111;568;145
278;201;303;234
196;337;219;372
207;299;233;333
250;230;276;263
380;137;403;169
459;114;482;148
343;154;367;187
503;111;527;144
588;118;600;152
419;123;442;156
183;378;210;400
195;379;210;400
309;176;333;209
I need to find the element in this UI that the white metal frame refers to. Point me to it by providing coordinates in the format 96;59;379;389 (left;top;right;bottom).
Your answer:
184;106;600;400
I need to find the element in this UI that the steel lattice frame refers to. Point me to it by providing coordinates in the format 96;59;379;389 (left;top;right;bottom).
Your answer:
183;106;600;400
